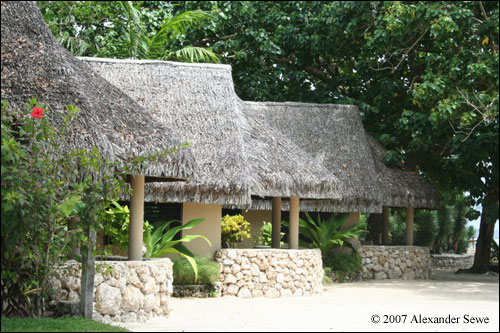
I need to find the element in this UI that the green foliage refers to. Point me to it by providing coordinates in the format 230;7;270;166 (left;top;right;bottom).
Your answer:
0;316;130;332
491;240;499;262
414;210;438;247
322;267;333;286
325;250;363;283
144;218;211;282
173;256;220;285
1;99;128;316
221;214;251;244
257;221;284;247
298;212;367;260
100;200;152;251
38;1;219;62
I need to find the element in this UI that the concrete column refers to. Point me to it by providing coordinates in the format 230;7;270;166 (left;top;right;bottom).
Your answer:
340;212;361;248
272;197;282;248
382;206;390;245
289;197;300;249
406;207;414;246
128;175;145;261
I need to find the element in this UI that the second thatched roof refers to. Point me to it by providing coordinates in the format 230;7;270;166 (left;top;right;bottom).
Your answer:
244;101;383;213
366;135;441;209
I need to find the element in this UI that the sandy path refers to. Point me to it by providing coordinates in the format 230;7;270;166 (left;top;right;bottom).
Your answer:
117;273;499;332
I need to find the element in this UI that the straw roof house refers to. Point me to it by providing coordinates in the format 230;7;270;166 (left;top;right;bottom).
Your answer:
1;1;194;180
82;58;343;206
243;101;383;213
366;135;441;209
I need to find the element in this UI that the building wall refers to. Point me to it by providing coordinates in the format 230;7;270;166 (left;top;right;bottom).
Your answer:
240;209;273;248
341;212;361;248
182;203;222;257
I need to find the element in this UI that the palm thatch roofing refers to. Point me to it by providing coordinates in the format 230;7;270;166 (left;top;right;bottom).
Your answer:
244;101;384;213
236;98;342;200
366;135;441;209
1;1;194;180
82;58;343;206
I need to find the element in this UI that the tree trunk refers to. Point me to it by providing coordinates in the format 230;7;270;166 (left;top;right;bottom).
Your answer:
469;195;498;274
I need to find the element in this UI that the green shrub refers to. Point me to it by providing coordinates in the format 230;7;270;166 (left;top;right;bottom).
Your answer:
414;210;437;247
221;214;251;244
257;221;284;246
322;267;333;285
1;100;129;316
325;250;362;283
173;257;220;285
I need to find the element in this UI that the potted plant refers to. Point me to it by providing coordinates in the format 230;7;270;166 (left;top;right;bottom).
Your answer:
221;214;251;248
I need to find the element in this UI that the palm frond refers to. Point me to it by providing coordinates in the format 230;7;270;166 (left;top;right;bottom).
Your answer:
160;10;213;36
167;46;220;63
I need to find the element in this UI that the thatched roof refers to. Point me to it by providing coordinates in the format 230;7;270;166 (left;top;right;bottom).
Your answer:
1;1;194;180
244;101;383;213
366;135;441;209
236;99;342;200
82;57;252;206
82;58;343;206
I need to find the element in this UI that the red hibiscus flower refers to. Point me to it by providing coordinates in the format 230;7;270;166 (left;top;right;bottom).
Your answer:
31;107;44;119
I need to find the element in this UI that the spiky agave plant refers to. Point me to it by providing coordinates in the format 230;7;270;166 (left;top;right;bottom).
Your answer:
298;212;367;260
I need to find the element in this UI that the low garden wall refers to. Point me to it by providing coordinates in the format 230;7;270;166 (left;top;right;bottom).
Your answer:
359;246;431;280
431;253;474;269
215;248;323;298
49;258;173;324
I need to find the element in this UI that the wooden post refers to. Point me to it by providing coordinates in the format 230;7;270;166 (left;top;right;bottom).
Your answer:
272;197;282;248
382;206;389;245
129;175;145;261
80;224;96;318
289;197;300;249
406;207;414;246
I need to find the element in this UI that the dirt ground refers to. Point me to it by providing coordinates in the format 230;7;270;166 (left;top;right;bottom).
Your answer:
116;270;499;332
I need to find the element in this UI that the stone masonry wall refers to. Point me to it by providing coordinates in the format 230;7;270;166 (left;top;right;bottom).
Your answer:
431;254;474;269
50;258;173;323
359;246;431;280
215;249;323;298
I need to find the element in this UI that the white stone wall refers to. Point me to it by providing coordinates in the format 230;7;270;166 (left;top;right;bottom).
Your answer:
359;246;431;280
431;254;474;269
50;258;173;323
215;249;323;298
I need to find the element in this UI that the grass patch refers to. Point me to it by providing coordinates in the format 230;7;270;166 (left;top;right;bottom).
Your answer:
1;317;129;332
173;256;220;285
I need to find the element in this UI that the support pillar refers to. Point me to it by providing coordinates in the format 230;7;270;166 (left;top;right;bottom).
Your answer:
129;175;145;261
272;197;282;248
406;207;414;246
382;206;390;245
289;197;300;249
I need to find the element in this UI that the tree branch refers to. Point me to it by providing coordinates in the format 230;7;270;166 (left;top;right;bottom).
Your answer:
478;1;489;21
304;66;329;81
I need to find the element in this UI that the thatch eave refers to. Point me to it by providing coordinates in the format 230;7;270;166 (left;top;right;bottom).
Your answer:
366;135;441;210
